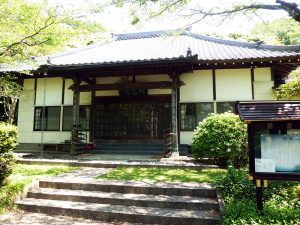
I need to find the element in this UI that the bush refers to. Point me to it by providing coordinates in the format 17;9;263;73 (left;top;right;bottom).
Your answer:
215;167;300;225
0;123;17;184
192;113;248;167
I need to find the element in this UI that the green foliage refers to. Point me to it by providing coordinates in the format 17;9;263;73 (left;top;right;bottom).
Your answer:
252;19;300;45
0;123;17;184
98;167;226;183
0;75;23;124
192;113;248;167
12;164;78;177
277;68;300;99
0;178;30;214
0;0;104;63
215;167;255;201
216;167;300;225
0;164;78;213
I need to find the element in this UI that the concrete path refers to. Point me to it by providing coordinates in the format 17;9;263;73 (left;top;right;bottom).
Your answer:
0;212;141;225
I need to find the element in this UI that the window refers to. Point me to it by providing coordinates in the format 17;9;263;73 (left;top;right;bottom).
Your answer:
62;106;90;131
180;103;214;130
34;107;61;131
216;102;235;114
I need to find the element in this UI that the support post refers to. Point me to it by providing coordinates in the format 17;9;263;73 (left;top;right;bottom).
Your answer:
171;72;179;157
71;77;81;155
256;179;264;215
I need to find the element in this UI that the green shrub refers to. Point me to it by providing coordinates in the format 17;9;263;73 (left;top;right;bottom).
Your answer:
215;166;255;201
0;123;17;184
192;113;248;167
215;167;300;225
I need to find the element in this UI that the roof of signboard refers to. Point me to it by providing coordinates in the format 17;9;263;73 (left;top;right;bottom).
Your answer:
236;101;300;122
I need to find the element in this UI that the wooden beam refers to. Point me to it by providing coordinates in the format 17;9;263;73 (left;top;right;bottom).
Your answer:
72;81;185;92
83;78;95;84
251;68;255;100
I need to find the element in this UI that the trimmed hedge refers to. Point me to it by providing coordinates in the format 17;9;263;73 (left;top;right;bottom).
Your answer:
0;123;17;184
192;113;248;167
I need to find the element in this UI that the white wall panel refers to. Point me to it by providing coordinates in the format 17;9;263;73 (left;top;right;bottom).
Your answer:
180;131;194;145
36;78;63;106
216;69;252;101
180;70;213;102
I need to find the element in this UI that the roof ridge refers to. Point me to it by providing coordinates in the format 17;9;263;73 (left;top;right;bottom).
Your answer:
35;36;116;64
185;31;300;52
114;29;300;52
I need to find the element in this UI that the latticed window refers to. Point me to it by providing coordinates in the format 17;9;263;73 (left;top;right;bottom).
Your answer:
180;103;214;131
216;102;235;113
34;107;61;131
62;106;90;131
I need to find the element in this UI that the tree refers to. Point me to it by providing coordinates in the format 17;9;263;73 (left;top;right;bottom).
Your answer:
0;76;22;124
218;19;300;45
0;0;104;63
0;0;104;123
251;19;300;45
276;68;300;99
112;0;300;25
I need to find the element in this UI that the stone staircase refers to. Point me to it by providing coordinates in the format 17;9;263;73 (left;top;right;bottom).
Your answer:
17;178;221;224
94;141;165;156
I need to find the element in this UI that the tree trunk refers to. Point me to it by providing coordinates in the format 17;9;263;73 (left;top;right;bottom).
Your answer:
3;97;17;124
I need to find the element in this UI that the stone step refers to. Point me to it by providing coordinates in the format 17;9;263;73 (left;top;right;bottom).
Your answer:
95;146;164;150
17;198;220;225
96;144;164;147
39;180;217;198
91;150;163;155
27;188;219;211
95;140;164;145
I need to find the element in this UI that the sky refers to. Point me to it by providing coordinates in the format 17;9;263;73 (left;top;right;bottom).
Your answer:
45;0;297;35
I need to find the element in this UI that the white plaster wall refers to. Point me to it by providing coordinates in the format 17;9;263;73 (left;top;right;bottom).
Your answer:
179;70;212;145
96;77;120;84
64;79;91;105
96;90;119;96
95;77;120;96
18;79;35;143
136;75;171;82
64;79;73;105
180;131;194;145
18;78;90;144
216;68;252;101
36;78;62;106
253;67;276;100
180;70;213;102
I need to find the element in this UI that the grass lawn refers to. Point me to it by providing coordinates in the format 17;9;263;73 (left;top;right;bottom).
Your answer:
0;164;78;214
97;167;226;183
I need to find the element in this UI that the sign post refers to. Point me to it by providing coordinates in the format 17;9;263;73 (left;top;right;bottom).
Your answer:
236;101;300;214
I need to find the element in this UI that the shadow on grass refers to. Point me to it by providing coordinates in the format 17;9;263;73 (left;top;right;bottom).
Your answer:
98;167;226;183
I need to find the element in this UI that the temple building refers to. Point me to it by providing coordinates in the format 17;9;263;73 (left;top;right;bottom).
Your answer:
3;30;300;155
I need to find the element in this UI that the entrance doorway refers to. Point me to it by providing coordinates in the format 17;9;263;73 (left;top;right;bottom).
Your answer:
94;96;171;140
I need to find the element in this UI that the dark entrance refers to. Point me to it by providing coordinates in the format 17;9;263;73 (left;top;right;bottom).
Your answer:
94;96;171;139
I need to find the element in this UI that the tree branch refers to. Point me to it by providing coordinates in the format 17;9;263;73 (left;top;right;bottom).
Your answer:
185;1;300;23
0;14;57;57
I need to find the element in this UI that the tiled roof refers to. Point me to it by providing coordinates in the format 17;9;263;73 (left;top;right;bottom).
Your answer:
1;30;300;72
236;101;300;121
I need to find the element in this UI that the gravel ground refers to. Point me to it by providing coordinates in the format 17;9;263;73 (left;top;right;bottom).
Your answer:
0;211;143;225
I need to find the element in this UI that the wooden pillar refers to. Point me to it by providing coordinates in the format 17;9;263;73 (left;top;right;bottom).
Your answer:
71;77;81;155
171;72;179;156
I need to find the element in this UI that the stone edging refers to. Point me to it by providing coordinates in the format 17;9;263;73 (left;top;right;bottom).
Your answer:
17;159;219;169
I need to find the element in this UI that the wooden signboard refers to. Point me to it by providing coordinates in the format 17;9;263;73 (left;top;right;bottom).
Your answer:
236;101;300;213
